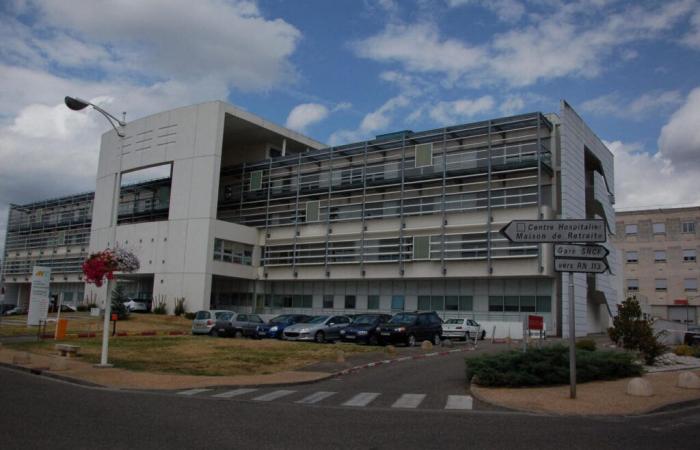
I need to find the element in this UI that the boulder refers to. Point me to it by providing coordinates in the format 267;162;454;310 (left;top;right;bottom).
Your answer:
626;377;654;397
677;371;700;389
385;345;396;354
421;340;433;350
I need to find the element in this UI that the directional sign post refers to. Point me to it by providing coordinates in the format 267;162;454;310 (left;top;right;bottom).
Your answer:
500;219;609;400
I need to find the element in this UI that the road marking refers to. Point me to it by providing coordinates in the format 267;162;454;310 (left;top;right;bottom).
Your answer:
212;388;258;398
391;394;426;409
295;391;337;404
444;395;473;410
252;390;297;402
342;392;380;407
177;388;211;396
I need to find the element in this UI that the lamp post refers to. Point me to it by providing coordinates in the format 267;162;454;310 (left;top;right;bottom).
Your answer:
65;96;126;367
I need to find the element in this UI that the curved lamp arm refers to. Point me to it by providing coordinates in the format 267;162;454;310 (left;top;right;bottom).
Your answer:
64;96;126;137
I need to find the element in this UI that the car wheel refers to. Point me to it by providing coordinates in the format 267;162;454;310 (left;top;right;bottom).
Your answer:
433;333;441;346
211;328;221;337
460;334;468;342
315;331;325;344
234;330;243;339
369;334;379;346
480;330;486;340
407;334;416;347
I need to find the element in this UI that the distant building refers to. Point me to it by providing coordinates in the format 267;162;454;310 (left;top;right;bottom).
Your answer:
614;206;700;324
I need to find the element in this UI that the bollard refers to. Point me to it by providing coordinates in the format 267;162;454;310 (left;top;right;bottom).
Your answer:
336;350;346;364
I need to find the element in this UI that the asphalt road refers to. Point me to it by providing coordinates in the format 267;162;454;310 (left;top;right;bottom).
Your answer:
2;364;700;449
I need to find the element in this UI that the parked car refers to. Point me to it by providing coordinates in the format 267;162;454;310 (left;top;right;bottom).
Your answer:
340;313;392;345
441;318;486;341
684;325;700;347
283;315;352;343
123;299;149;312
378;311;443;346
4;306;26;316
0;304;16;315
256;314;311;339
213;312;265;338
191;310;232;335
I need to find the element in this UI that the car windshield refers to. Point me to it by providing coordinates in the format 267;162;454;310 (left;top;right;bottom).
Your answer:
352;315;378;325
445;318;463;324
270;315;292;324
389;313;417;325
194;311;209;320
214;311;230;319
307;315;329;324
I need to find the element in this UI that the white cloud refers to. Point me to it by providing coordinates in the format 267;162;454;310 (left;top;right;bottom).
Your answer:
446;0;526;23
329;95;411;145
499;95;525;116
581;90;683;120
285;103;330;133
429;96;494;124
658;87;700;170
682;7;700;49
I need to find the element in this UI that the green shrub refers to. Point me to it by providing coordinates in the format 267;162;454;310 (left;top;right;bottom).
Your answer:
466;345;643;387
184;312;196;320
110;285;130;320
575;339;597;352
674;344;695;356
608;297;665;364
694;347;700;358
174;297;187;316
152;299;167;315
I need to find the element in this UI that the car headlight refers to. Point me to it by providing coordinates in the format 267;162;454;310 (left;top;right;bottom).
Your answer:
376;327;381;332
299;328;309;333
397;327;406;333
270;326;278;332
340;329;346;335
357;330;368;335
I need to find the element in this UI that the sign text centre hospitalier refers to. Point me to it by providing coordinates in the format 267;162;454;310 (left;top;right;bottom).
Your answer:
516;222;604;241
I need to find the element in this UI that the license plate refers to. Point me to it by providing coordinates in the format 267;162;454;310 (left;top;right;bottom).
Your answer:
345;335;356;339
381;332;390;336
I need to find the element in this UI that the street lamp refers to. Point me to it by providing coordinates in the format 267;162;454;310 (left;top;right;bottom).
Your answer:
65;95;126;367
64;96;126;137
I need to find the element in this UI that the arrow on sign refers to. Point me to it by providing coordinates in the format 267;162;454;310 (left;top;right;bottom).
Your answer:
500;219;606;243
554;258;609;274
554;244;609;259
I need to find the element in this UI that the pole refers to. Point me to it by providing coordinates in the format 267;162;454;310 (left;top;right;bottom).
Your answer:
54;292;63;339
568;271;576;399
97;278;114;367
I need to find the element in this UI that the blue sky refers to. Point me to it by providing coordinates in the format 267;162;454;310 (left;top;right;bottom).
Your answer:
1;0;700;252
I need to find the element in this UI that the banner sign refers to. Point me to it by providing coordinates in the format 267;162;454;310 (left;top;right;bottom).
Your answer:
27;266;51;326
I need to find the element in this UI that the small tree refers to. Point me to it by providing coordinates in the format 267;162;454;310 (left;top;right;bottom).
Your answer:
608;297;664;364
174;297;187;316
111;284;130;320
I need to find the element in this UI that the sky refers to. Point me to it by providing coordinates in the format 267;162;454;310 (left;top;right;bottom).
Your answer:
1;0;700;255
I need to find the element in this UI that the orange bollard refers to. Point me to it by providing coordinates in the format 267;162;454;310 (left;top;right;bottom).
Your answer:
55;319;68;340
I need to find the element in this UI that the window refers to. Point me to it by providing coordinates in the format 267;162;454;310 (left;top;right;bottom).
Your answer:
653;223;666;234
412;236;430;260
682;221;696;234
627;279;639;291
504;296;519;312
654;250;666;263
683;249;697;262
459;296;473;311
488;296;504;312
520;296;536;312
212;238;253;265
344;295;356;309
430;296;444;311
445;296;459;311
367;295;380;310
625;251;638;263
391;295;405;311
625;224;638;235
305;200;320;222
249;170;263;191
415;143;433;167
685;278;698;292
323;295;334;309
417;295;431;311
655;279;667;291
536;296;551;312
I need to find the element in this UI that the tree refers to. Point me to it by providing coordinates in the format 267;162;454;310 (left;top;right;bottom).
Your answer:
111;284;130;320
608;297;664;365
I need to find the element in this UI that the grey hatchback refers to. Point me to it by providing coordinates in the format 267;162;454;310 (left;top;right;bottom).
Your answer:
213;312;265;338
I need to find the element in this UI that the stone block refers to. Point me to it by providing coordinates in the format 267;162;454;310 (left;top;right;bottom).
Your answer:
336;350;345;364
626;377;654;397
50;358;70;371
421;340;433;350
677;371;700;389
385;345;396;354
12;352;31;365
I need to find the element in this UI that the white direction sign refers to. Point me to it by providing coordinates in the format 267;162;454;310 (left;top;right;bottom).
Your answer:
27;266;51;326
554;258;608;274
554;244;609;259
500;219;606;243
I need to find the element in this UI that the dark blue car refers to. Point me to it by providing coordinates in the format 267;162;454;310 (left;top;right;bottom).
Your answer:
340;313;392;345
257;314;310;339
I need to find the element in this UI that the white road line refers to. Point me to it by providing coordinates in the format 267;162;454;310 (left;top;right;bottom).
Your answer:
295;391;337;404
212;388;258;398
444;395;473;410
252;390;297;402
177;388;212;396
391;394;426;409
342;392;381;407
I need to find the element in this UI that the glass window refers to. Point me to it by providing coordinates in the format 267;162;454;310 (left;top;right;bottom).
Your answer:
415;143;433;167
685;279;698;291
683;249;697;262
417;296;431;311
306;200;320;222
302;295;313;308
250;170;263;191
430;296;444;311
488;296;504;312
367;295;380;310
682;221;696;234
625;224;638;235
213;238;223;261
625;251;638;263
655;279;667;291
445;296;459;311
627;279;639;291
520;296;536;312
536;296;551;312
654;250;666;262
413;236;430;260
653;223;665;234
391;295;405;311
344;295;356;309
323;295;334;309
459;296;473;311
504;296;519;312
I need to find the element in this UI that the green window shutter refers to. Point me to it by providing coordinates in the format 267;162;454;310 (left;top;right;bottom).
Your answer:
367;295;380;310
413;236;430;260
249;170;263;191
306;200;320;222
417;296;431;311
415;143;433;167
458;296;473;311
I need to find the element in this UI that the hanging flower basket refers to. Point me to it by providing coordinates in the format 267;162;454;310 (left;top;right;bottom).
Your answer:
82;247;140;287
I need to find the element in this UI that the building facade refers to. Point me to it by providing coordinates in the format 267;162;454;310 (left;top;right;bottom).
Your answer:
614;206;700;324
2;100;617;336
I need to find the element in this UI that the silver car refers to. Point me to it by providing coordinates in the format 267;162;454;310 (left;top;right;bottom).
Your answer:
191;310;231;335
283;315;351;343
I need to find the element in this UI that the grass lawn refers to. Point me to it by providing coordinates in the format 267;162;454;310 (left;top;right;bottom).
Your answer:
6;335;378;376
0;313;192;337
